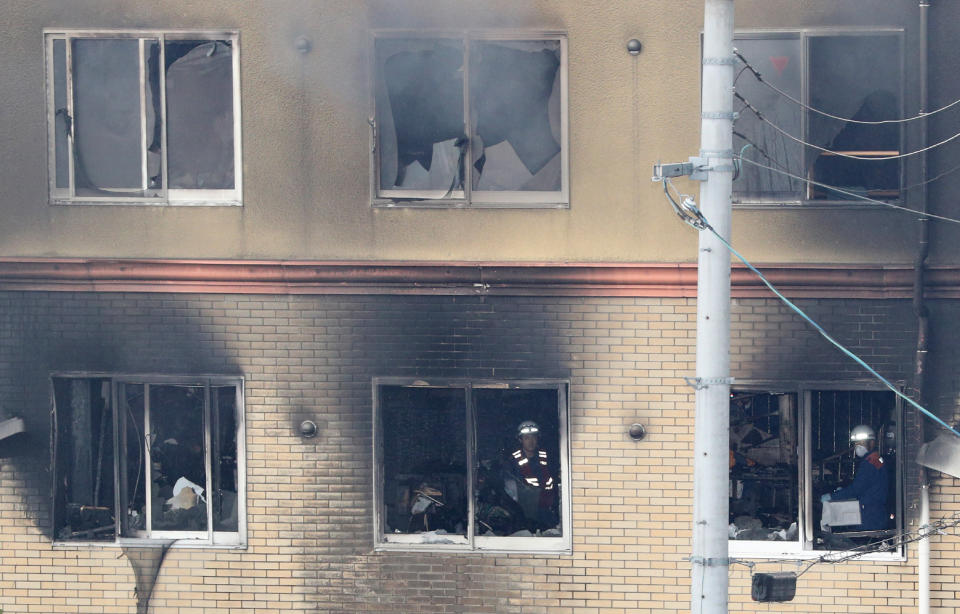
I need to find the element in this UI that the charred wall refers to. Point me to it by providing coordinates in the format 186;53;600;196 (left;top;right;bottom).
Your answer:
0;290;944;613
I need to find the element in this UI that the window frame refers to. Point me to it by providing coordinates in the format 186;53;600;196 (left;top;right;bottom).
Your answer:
730;27;905;209
369;30;569;209
372;377;572;553
43;29;243;207
728;380;904;561
50;372;247;548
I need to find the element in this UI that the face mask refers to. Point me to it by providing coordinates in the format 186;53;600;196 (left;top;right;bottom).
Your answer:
855;444;868;458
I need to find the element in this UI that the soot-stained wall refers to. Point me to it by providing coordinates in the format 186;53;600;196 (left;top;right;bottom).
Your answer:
0;290;940;613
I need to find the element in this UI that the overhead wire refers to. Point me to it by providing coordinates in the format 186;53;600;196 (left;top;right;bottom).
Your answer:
735;92;960;161
734;49;960;125
667;194;960;440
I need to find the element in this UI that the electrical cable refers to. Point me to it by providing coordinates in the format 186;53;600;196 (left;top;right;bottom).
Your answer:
737;154;960;226
736;92;960;161
734;49;960;125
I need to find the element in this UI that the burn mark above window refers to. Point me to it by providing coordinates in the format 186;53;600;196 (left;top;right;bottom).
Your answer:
374;33;567;207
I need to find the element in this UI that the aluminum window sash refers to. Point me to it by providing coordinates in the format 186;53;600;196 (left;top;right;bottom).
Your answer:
204;383;214;543
143;383;153;535
233;380;247;545
465;384;476;548
158;33;169;200
138;38;148;192
65;36;76;199
372;382;384;544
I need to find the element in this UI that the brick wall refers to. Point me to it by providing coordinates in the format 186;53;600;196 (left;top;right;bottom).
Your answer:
0;291;949;613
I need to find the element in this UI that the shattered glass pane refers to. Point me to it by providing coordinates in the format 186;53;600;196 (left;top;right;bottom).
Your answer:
52;377;115;541
808;35;900;200
165;40;235;190
729;392;799;542
470;40;562;192
474;388;562;537
376;38;465;193
72;38;144;195
212;386;239;532
52;39;69;189
379;386;467;537
149;385;207;532
731;35;803;201
144;40;163;193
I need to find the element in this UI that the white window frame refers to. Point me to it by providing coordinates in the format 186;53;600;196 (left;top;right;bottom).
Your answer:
44;29;243;207
730;28;904;209
370;31;569;209
728;381;904;561
51;373;247;548
372;378;572;553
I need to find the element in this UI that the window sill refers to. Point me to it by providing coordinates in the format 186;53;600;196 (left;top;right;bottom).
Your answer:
51;199;242;208
372;199;568;210
732;198;900;210
53;538;247;550
728;540;904;562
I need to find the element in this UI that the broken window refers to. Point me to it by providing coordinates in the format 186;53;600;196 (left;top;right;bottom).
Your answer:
728;385;902;557
52;375;244;546
374;380;570;552
373;33;567;207
45;31;241;205
731;31;901;204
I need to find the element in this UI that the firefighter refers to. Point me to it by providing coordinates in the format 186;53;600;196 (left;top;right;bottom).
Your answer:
821;424;889;531
506;420;557;530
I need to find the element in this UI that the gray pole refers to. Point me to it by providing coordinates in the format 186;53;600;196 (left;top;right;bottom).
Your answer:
691;1;734;612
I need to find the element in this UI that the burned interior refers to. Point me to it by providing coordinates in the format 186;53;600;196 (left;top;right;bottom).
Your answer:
728;387;900;552
376;381;568;549
52;375;244;545
731;31;901;203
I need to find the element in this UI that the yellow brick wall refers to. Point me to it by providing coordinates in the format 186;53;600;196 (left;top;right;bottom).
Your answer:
0;292;945;613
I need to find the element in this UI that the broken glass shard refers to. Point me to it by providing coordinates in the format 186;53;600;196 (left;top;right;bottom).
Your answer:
470;40;561;192
377;38;465;192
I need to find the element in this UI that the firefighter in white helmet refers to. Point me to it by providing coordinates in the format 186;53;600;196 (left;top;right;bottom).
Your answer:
820;424;889;531
505;420;557;530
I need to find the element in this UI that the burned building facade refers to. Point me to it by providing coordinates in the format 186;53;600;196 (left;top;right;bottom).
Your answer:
2;1;960;612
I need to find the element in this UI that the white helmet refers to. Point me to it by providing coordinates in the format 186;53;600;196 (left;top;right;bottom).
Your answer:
517;421;540;437
850;424;876;443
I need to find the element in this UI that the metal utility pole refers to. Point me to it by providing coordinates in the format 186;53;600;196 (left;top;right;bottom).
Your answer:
691;0;735;612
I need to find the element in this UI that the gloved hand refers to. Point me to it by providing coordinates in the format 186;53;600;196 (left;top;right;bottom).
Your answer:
820;493;831;503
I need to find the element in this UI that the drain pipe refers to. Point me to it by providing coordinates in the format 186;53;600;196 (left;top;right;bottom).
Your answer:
915;2;931;614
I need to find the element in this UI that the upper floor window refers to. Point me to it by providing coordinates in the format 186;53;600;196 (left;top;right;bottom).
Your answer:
52;375;246;546
728;384;902;559
372;32;568;208
732;30;902;205
45;31;242;206
373;379;571;552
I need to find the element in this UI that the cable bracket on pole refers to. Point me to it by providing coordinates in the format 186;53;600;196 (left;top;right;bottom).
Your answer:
701;111;739;120
702;56;736;66
686;556;733;567
684;376;735;390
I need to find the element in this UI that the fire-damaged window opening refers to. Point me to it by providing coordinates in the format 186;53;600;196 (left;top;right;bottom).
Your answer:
731;29;903;206
728;384;904;559
371;32;568;208
373;379;572;552
44;30;242;206
52;375;246;547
